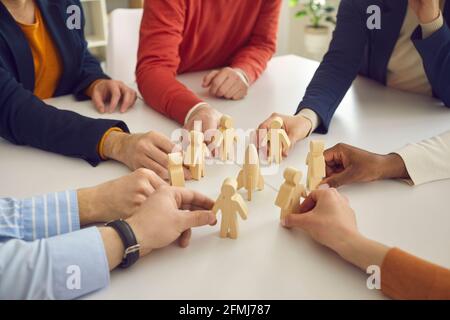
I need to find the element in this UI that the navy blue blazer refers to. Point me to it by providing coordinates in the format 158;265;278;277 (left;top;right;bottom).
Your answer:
0;0;129;166
297;0;450;133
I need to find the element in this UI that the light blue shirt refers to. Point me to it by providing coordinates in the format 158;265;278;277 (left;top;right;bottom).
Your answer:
0;191;110;299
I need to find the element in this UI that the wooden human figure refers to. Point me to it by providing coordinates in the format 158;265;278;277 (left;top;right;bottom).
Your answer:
218;115;238;161
268;117;291;164
184;130;209;180
237;144;264;201
212;178;248;239
168;152;185;187
275;167;307;220
306;140;326;191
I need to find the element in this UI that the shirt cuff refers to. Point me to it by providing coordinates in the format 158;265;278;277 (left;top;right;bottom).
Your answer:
184;102;210;125
21;191;80;241
297;108;321;136
48;227;110;299
98;127;124;160
233;68;250;87
421;11;444;39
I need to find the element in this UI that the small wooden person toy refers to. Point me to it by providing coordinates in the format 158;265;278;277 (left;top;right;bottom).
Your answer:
268;117;291;164
212;178;248;239
184;130;209;180
306;140;326;191
218;115;238;161
168;152;185;187
237;144;264;201
275;167;307;220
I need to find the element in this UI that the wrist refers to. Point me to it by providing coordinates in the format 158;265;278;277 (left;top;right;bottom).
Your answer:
99;227;125;270
379;153;409;180
126;218;152;257
103;130;128;162
77;188;97;226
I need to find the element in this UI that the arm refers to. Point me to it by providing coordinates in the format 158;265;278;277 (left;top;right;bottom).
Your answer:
71;0;109;100
0;227;110;299
136;0;202;124
280;131;291;150
234;198;248;220
0;66;129;166
229;0;282;84
296;0;369;133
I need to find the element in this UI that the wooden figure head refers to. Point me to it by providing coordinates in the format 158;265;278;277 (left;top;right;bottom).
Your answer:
270;116;283;129
220;115;233;129
190;130;204;146
245;144;259;166
283;167;301;185
310;140;325;154
168;152;183;167
221;178;237;197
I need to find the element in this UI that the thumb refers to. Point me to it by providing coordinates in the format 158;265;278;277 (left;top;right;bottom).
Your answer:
321;168;355;188
179;210;217;230
203;70;219;87
281;212;313;230
91;91;105;113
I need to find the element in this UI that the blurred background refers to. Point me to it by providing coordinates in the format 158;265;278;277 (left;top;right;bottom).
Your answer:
82;0;339;77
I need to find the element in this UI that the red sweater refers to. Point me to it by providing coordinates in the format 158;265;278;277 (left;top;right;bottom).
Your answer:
136;0;281;124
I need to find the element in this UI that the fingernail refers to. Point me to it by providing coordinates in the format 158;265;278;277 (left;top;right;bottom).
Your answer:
208;213;216;224
318;184;330;190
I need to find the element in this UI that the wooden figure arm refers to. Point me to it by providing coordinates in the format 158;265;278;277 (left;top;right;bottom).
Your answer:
235;199;248;220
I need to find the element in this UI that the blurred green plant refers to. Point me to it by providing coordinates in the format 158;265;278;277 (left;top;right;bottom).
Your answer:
289;0;336;28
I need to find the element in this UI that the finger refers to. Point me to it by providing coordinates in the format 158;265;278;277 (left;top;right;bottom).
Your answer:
147;144;170;168
153;132;176;154
209;70;229;96
232;88;247;100
216;77;235;98
258;114;278;131
178;229;192;248
183;167;192;180
282;212;313;229
203;70;220;87
321;169;356;188
170;187;215;210
108;85;121;113
137;168;168;191
178;209;217;230
91;91;106;113
224;82;241;99
141;157;169;180
119;86;137;113
324;145;344;165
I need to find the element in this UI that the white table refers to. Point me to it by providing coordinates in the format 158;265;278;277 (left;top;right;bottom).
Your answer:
1;55;449;299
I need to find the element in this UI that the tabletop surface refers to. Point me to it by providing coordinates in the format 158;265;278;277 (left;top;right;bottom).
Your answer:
1;55;449;299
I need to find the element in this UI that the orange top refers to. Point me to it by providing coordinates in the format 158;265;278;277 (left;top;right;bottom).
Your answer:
17;7;62;100
381;248;450;300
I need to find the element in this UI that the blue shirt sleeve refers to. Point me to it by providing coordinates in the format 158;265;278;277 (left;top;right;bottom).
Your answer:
0;227;110;299
0;190;80;241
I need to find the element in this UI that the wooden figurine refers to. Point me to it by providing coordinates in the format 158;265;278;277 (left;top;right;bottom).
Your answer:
184;130;209;180
168;152;185;187
218;115;238;161
275;167;307;220
268;117;291;164
212;178;248;239
306;140;326;191
237;144;264;201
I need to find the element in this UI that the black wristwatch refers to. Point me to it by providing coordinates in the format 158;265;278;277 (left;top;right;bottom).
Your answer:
105;219;140;268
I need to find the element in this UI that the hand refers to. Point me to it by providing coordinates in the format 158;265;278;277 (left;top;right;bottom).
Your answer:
409;0;440;24
78;169;167;225
126;187;217;256
103;130;192;180
89;79;137;114
184;104;222;134
321;143;409;188
202;67;249;100
258;113;312;156
281;188;389;270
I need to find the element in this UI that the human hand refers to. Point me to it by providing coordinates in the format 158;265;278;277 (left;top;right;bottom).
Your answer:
89;79;137;113
258;113;312;156
321;143;409;188
202;67;249;100
126;187;217;256
409;0;440;24
78;169;167;225
184;104;222;134
103;131;191;180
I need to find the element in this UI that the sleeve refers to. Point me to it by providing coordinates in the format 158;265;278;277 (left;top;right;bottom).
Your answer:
0;227;110;300
136;0;203;124
71;0;110;101
412;18;450;107
229;0;282;84
0;191;80;242
395;130;450;185
0;65;129;167
296;0;369;133
381;248;450;300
